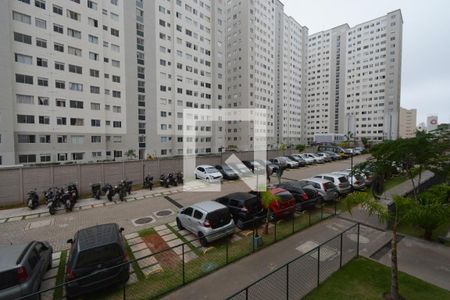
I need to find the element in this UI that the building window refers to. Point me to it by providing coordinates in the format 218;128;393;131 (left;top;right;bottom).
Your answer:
38;116;50;124
15;53;32;65
19;154;36;163
69;100;83;109
114;150;122;158
55;62;65;70
68;28;81;39
12;11;31;24
68;46;82;56
91;119;101;127
16;94;34;104
55;80;65;89
67;10;80;21
90;102;101;110
88;34;98;44
38;97;49;105
70;118;84;126
16;74;33;84
91;136;101;143
57;153;68;161
36;38;47;48
53;4;62;15
89;52;99;61
56;99;66;107
113;121;121;128
87;0;97;10
36;57;48;67
110;28;119;37
71;135;84;144
40;154;51;162
90;69;99;77
72;153;84;160
90;86;100;94
34;0;46;10
39;135;51;143
18;135;36;143
17;114;35;124
54;43;64;52
68;64;82;74
69;82;83;92
37;77;48;86
53;24;63;34
14;32;32;44
35;18;46;29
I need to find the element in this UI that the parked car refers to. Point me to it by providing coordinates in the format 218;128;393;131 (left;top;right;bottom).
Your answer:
353;147;364;155
215;192;265;229
296;153;315;165
176;201;235;246
65;223;130;300
215;165;239;180
194;165;223;183
270;157;288;170
250;187;296;221
242;160;266;174
299;178;339;202
304;153;325;164
323;151;341;161
256;160;279;174
344;167;373;185
228;162;254;177
344;148;354;156
284;157;300;168
313;174;352;195
276;182;321;211
333;171;366;191
287;155;306;167
316;152;332;162
0;241;53;300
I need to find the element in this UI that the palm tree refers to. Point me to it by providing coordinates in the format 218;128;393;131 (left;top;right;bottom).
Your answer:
260;190;280;234
344;192;415;300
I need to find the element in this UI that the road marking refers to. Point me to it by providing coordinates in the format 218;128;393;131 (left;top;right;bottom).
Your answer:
163;196;183;209
25;219;54;230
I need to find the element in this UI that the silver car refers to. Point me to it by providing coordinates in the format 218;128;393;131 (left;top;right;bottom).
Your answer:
176;201;235;246
305;153;325;164
333;171;366;191
0;241;53;300
296;154;315;165
313;174;352;195
300;178;339;202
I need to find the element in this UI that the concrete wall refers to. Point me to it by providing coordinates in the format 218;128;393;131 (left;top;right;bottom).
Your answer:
0;148;314;206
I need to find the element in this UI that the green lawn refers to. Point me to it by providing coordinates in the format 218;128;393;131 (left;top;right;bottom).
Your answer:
383;175;409;190
305;257;450;300
397;221;450;245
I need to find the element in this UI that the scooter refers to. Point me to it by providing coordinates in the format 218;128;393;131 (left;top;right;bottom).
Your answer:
91;183;102;200
67;183;79;201
143;175;153;190
168;173;178;187
44;188;59;215
125;180;133;195
27;190;40;210
117;181;127;201
102;184;116;201
62;187;77;212
176;172;183;185
160;174;169;188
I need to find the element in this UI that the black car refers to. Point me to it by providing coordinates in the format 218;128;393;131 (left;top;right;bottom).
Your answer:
215;165;239;180
277;182;321;211
65;223;130;299
0;241;53;300
215;192;265;229
287;155;306;167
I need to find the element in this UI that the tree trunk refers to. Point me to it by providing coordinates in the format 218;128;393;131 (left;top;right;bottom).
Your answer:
407;169;418;202
424;229;433;241
390;224;401;300
264;210;270;234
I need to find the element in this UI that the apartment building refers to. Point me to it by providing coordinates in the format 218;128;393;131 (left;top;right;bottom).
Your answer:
344;10;403;141
0;0;130;166
399;107;417;138
275;0;308;148
306;24;348;144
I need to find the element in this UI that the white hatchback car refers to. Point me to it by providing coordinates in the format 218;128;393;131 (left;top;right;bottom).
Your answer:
194;165;223;183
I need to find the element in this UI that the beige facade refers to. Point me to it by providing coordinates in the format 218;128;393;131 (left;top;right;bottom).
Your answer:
399;107;417;138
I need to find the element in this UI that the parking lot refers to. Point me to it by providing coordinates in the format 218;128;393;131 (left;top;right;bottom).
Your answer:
0;155;369;252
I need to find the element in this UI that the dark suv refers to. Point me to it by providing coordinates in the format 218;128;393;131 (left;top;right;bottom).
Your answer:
0;241;52;300
65;223;130;299
215;192;265;229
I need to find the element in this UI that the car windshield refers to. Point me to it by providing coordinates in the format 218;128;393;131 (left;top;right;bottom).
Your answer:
338;176;348;183
76;244;122;268
205;167;218;173
277;157;287;162
324;182;336;190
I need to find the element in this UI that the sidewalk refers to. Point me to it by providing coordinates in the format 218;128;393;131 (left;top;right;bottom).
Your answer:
162;217;385;300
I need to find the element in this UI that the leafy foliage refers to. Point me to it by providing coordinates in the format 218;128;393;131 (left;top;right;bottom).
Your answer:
295;144;306;152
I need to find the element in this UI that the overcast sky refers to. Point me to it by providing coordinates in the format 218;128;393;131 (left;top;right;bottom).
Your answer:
282;0;450;125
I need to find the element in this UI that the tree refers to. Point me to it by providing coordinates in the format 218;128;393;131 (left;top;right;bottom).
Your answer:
344;192;415;300
406;184;450;240
295;144;306;152
260;190;280;234
361;137;370;149
125;149;137;160
279;143;286;151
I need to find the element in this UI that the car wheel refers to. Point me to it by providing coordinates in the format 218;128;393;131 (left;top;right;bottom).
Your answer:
195;174;198;179
47;259;52;270
198;232;208;247
176;218;184;230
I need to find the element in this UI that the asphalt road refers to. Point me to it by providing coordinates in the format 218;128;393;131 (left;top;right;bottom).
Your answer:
0;155;369;251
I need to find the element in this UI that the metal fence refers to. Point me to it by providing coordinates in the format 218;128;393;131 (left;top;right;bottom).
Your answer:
227;223;360;300
19;200;346;300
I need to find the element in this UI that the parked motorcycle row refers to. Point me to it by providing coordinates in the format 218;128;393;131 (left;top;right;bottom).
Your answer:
27;184;79;215
159;172;183;188
94;180;133;202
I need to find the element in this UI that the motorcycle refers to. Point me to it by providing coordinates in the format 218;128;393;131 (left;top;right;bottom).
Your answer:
44;188;60;215
102;184;116;201
176;172;183;185
27;190;40;210
125;180;133;195
143;175;153;190
160;174;169;188
91;183;102;200
167;173;178;187
62;187;77;212
67;183;79;201
117;181;128;201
